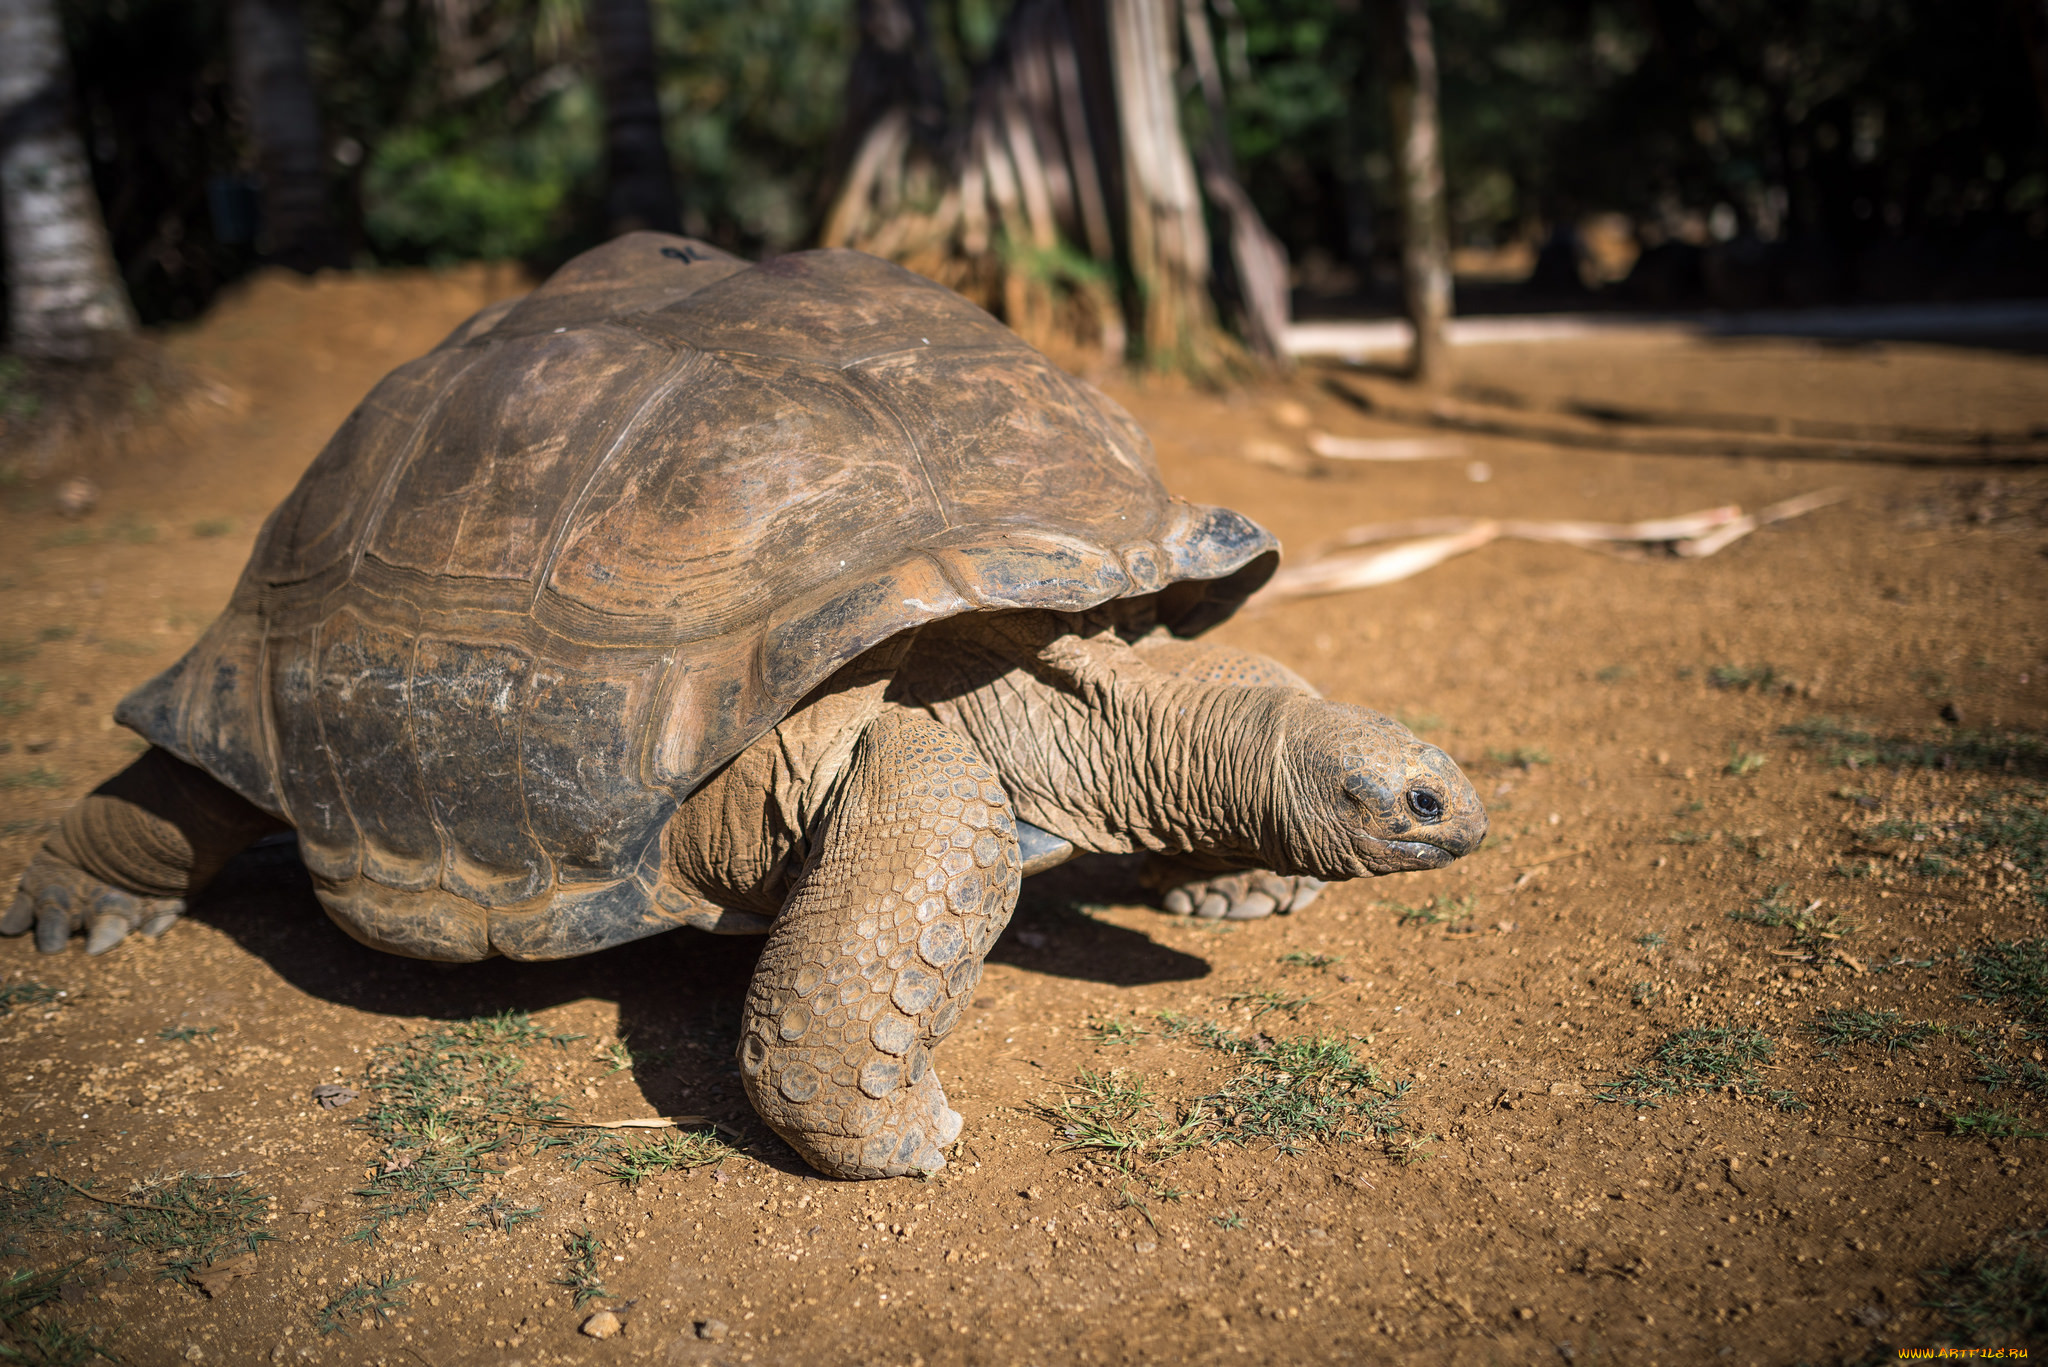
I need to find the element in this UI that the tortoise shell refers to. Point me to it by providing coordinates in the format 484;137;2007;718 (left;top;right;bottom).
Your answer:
117;234;1278;961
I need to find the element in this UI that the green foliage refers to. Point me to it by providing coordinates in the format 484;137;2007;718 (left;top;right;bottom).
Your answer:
315;1273;414;1335
1278;951;1345;970
1197;1035;1407;1153
1966;938;2048;1034
1086;1017;1149;1046
157;1026;216;1043
1922;1232;2048;1348
1974;1052;2048;1101
1947;1107;2048;1141
1724;746;1767;777
1808;1008;1936;1057
1597;1025;1804;1111
1380;895;1476;929
1708;664;1781;692
99;1175;273;1285
556;1229;611;1308
1222;989;1317;1021
1049;1022;1406;1168
1779;718;2046;777
601;1129;740;1185
363;106;599;264
348;1010;584;1240
1486;747;1551;769
0;985;58;1018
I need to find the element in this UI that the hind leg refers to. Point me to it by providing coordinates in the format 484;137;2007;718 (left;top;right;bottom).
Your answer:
738;711;1020;1179
3;748;285;954
1132;636;1325;919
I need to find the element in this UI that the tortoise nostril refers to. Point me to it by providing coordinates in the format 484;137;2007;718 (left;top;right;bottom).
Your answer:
1406;789;1443;822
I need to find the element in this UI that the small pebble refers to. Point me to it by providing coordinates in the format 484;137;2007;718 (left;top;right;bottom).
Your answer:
696;1318;729;1341
310;1084;356;1109
55;477;99;518
580;1310;621;1339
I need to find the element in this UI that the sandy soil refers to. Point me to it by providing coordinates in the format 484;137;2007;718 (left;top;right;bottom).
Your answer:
2;266;2045;1367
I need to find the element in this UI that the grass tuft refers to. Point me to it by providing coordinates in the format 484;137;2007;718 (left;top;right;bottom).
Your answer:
1708;663;1782;691
556;1229;611;1308
102;1174;273;1286
1966;938;2048;1034
1277;951;1345;971
1922;1230;2048;1347
1486;747;1551;769
1379;894;1475;929
314;1273;414;1335
347;1010;586;1240
1597;1025;1804;1111
1809;1008;1937;1057
1049;1019;1408;1171
1725;746;1767;777
1086;1017;1148;1046
0;983;58;1017
1947;1107;2048;1141
601;1129;740;1186
1779;716;2046;777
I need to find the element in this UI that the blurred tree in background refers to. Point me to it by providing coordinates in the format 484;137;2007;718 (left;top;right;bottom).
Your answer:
29;0;2048;328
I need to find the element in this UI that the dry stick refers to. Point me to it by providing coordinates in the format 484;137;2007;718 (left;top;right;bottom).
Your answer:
48;1173;242;1212
533;1114;742;1138
1321;373;2048;466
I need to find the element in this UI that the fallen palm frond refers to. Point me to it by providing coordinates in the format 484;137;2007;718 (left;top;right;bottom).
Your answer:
1251;489;1845;603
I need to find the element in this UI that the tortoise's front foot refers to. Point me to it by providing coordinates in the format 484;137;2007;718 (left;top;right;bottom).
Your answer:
4;849;186;955
1143;855;1324;920
741;1028;964;1177
736;712;1020;1179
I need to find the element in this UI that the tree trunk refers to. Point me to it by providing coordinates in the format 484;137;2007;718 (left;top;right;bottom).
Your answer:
1179;0;1288;362
1109;0;1230;374
0;0;135;360
589;0;681;236
230;0;347;273
822;0;1273;377
1385;0;1450;381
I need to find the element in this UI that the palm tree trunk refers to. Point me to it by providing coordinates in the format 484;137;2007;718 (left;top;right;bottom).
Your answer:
1109;0;1230;375
589;0;681;236
823;0;1272;377
1386;0;1451;381
230;0;347;273
0;0;136;359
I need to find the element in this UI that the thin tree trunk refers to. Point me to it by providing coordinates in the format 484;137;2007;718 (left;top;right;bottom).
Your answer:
1386;0;1450;381
0;0;135;359
1179;0;1288;362
1109;0;1228;373
590;0;681;236
230;0;347;273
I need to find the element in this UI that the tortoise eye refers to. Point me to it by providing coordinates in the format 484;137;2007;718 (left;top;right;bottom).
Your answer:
1406;789;1443;822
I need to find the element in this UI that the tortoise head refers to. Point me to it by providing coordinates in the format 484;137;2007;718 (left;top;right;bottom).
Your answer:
1271;701;1486;879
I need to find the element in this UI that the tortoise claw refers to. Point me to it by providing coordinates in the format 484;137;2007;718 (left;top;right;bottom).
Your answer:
1;886;34;936
85;914;131;956
8;850;183;955
1145;858;1324;921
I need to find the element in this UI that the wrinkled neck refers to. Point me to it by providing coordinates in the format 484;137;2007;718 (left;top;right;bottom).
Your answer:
1096;667;1288;864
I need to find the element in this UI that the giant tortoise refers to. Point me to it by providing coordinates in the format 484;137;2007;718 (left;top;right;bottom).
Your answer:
4;234;1486;1179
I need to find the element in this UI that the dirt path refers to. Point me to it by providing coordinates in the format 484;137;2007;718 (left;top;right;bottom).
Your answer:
2;270;2045;1366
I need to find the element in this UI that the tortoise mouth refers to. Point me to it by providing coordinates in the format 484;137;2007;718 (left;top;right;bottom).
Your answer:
1374;838;1460;872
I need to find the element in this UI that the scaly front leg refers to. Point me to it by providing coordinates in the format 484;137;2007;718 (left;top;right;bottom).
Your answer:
738;712;1021;1178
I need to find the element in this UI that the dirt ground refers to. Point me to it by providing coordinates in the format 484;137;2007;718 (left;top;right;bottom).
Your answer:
2;266;2046;1367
